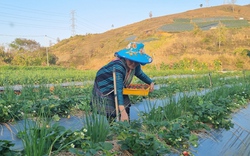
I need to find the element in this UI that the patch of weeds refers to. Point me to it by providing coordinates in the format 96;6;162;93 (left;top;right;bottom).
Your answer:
84;112;110;143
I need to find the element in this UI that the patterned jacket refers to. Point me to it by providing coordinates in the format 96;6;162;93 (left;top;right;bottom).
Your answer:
94;58;153;105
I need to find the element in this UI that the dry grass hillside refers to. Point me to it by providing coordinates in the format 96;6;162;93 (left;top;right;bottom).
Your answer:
50;4;250;71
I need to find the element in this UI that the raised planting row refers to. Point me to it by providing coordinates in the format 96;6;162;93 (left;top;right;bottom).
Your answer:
0;70;249;155
1;82;249;156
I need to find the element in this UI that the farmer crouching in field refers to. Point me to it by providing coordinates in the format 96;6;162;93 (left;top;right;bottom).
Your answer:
90;42;154;122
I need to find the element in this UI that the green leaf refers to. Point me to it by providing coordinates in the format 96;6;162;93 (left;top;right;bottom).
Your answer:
52;114;60;121
102;142;113;150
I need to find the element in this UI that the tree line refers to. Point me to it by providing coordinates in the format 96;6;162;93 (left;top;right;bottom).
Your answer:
0;38;57;66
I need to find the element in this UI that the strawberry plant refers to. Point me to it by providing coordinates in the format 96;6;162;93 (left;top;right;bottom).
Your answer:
0;140;22;156
119;129;170;156
69;141;114;156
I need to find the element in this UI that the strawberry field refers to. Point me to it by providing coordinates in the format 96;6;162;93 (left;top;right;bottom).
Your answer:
0;66;250;156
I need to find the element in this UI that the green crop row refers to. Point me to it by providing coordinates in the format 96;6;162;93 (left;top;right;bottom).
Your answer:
160;17;250;32
0;66;96;86
1;67;250;156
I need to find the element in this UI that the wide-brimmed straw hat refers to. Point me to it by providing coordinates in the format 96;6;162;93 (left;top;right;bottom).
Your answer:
115;42;152;65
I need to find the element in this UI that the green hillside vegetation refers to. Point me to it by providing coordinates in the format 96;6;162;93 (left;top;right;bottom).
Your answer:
1;4;250;71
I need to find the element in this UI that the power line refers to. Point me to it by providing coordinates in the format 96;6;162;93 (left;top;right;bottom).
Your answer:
0;2;69;28
76;15;108;33
0;21;69;30
0;2;109;35
0;11;67;23
0;2;66;17
0;34;45;37
0;2;111;46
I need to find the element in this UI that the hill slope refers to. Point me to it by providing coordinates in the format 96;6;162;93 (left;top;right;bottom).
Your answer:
50;4;250;70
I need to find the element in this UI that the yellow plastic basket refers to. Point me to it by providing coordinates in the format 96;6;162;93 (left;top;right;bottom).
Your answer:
123;84;150;96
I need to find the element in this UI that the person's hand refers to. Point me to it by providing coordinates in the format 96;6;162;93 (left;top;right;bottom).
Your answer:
149;82;154;92
119;105;129;121
120;111;129;121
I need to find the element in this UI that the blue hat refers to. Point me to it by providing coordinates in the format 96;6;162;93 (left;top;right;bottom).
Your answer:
115;42;153;65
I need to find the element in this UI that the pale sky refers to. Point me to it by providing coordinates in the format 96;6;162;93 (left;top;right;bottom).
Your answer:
0;0;249;47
